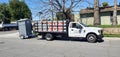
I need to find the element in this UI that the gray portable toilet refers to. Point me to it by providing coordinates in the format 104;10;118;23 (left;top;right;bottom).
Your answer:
18;18;32;39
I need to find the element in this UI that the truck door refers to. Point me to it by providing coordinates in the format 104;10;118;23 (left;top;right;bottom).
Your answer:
69;23;82;37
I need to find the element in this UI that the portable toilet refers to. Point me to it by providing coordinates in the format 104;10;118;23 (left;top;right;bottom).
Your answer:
18;18;33;39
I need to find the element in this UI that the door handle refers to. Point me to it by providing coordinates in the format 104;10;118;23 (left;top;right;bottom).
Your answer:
71;29;74;31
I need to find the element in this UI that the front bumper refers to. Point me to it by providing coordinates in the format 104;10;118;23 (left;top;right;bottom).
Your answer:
97;34;104;40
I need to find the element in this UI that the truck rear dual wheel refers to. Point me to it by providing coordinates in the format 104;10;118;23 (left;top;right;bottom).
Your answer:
45;33;53;41
87;34;97;43
37;34;45;40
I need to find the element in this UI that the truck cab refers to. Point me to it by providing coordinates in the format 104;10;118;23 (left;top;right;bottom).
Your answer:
69;22;103;42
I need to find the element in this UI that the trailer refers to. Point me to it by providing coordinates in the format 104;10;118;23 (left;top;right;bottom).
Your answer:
33;20;103;43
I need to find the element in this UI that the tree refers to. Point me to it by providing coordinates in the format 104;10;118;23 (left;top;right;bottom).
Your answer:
102;2;109;7
94;0;100;26
9;0;32;21
113;0;117;26
35;0;83;21
56;12;66;20
0;3;11;24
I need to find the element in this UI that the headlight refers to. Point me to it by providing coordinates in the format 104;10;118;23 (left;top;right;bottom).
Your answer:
98;30;102;34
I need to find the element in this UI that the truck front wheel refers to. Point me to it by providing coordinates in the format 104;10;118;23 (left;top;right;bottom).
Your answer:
45;33;53;41
87;34;97;43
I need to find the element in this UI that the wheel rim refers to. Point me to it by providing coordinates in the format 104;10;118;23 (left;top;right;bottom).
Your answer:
46;37;51;40
87;34;97;42
46;36;50;39
89;36;95;41
45;34;52;40
20;36;24;39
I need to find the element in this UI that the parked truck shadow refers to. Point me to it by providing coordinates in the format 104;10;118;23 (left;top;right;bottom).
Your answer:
37;37;104;43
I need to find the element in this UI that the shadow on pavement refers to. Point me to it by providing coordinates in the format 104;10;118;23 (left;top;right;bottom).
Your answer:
37;37;104;43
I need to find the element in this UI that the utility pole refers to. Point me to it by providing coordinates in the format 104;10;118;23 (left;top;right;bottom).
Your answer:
50;0;54;20
62;0;65;20
50;0;54;31
113;0;117;26
38;12;43;20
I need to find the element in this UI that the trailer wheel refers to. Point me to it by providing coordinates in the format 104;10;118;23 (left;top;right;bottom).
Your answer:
45;33;53;41
20;35;25;39
87;34;97;43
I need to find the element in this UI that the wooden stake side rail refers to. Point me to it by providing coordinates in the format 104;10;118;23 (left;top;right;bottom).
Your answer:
34;20;67;33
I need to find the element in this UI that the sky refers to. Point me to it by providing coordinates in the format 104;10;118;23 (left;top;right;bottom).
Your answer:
0;0;120;20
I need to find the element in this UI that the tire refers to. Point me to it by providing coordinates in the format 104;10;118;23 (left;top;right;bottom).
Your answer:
87;34;97;43
20;35;25;39
37;35;44;40
45;33;53;41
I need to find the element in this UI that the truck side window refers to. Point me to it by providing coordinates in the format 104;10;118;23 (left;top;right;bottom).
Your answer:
76;24;82;29
72;23;82;29
72;23;77;28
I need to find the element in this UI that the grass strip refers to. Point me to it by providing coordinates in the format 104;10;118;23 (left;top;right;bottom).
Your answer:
88;25;120;28
104;34;120;37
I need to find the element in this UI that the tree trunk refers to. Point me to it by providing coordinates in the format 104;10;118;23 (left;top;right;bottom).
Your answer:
94;0;100;26
113;0;117;26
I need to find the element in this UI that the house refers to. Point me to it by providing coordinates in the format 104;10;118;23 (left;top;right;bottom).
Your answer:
73;14;80;22
80;6;120;25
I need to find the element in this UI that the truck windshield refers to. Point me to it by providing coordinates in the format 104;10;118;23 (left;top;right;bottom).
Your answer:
80;23;88;27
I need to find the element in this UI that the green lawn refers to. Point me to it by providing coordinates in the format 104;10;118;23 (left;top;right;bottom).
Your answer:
88;25;120;28
88;25;120;37
104;34;120;37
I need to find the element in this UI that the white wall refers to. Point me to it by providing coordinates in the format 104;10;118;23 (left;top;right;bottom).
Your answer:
80;12;120;25
81;17;94;25
117;15;120;24
101;16;111;25
74;14;80;22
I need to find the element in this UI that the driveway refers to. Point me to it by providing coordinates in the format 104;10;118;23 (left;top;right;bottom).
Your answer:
0;31;120;57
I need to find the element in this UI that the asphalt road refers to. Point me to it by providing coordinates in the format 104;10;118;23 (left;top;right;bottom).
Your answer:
0;30;18;35
0;30;120;57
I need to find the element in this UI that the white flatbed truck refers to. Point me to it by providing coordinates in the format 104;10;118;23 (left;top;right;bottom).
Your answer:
34;20;103;43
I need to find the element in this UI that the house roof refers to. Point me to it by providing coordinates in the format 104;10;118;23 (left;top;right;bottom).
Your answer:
80;5;120;14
